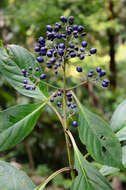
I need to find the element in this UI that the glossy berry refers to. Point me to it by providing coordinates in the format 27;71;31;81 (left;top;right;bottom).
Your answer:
88;72;93;77
103;79;109;85
21;69;26;73
60;16;67;23
99;70;106;77
76;66;83;72
46;25;53;32
67;102;71;107
70;52;76;58
25;85;31;90
81;32;87;36
40;74;46;79
50;98;54;102
35;67;39;72
57;33;62;39
23;80;28;84
71;104;77;109
59;49;64;56
66;92;72;97
50;58;56;64
57;102;62;107
47;51;52;57
82;41;87;47
29;66;32;71
31;85;36;90
72;121;78;127
69;44;74;48
96;67;101;73
78;26;84;32
37;56;44;63
38;37;45;44
102;81;109;87
23;72;29;77
80;47;85;52
59;43;65;49
80;55;85;60
68;16;74;25
34;46;40;52
73;25;78;31
57;92;62;96
90;48;97;54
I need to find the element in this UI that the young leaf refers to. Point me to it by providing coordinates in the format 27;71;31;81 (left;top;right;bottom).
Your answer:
110;99;126;132
0;45;48;100
0;160;35;190
99;165;119;176
67;131;113;190
0;102;46;151
72;92;123;168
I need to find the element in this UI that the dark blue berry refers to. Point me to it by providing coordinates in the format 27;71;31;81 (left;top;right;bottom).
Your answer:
68;97;72;102
57;32;62;39
57;102;62;107
70;52;76;58
54;25;59;32
29;66;32;71
80;47;85;52
73;25;78;31
46;25;53;32
34;46;40;52
47;63;52;69
81;32;87;36
99;70;106;77
103;79;109;85
50;58;56;64
47;51;52;57
80;55;85;60
25;85;31;90
50;98;54;102
66;92;72;97
67;102;71;107
102;81;108;87
31;85;36;90
68;16;74;25
59;49;64;56
59;43;65;49
53;50;57;57
72;121;78;127
71;104;77;109
61;114;66;119
82;41;87;47
23;72;29;77
21;69;26;73
38;37;45;44
37;56;44;63
96;67;101;73
60;16;67;23
88;72;93;77
35;67;39;72
40;74;46;79
78;25;84;32
75;47;79;51
69;44;74;48
23;80;28;84
57;92;62;96
90;48;97;54
76;66;83;72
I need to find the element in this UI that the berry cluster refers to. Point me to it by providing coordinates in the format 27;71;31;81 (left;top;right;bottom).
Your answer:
34;15;97;78
88;66;110;87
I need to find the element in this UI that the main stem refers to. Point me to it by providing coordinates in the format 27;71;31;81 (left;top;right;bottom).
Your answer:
63;60;75;180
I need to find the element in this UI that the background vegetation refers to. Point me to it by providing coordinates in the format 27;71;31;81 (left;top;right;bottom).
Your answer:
0;0;126;189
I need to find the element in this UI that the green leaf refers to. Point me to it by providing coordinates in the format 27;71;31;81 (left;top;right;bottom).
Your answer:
99;166;119;176
0;102;46;151
0;160;35;190
67;131;113;190
72;92;122;168
116;123;126;141
78;104;122;168
110;99;126;132
0;44;48;100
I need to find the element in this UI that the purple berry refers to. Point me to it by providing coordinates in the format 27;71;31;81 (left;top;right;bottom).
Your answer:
25;85;31;90
60;16;67;23
35;67;39;72
70;52;76;58
99;70;106;77
67;102;71;107
59;43;65;49
103;79;109;85
31;85;36;90
29;66;32;71
68;16;74;25
23;80;28;84
59;49;64;56
40;74;46;79
72;121;78;127
78;26;84;32
34;46;40;52
80;47;85;52
46;25;53;32
66;92;72;97
96;67;101;73
47;51;52;57
81;32;87;36
50;98;54;102
37;56;44;63
76;66;83;72
57;32;62;39
21;69;26;74
57;102;62;107
57;92;62;96
69;44;74;49
38;37;45;44
80;55;85;60
90;48;97;54
50;58;56;64
88;72;93;77
73;25;78;31
102;81;108;87
82;41;87;47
